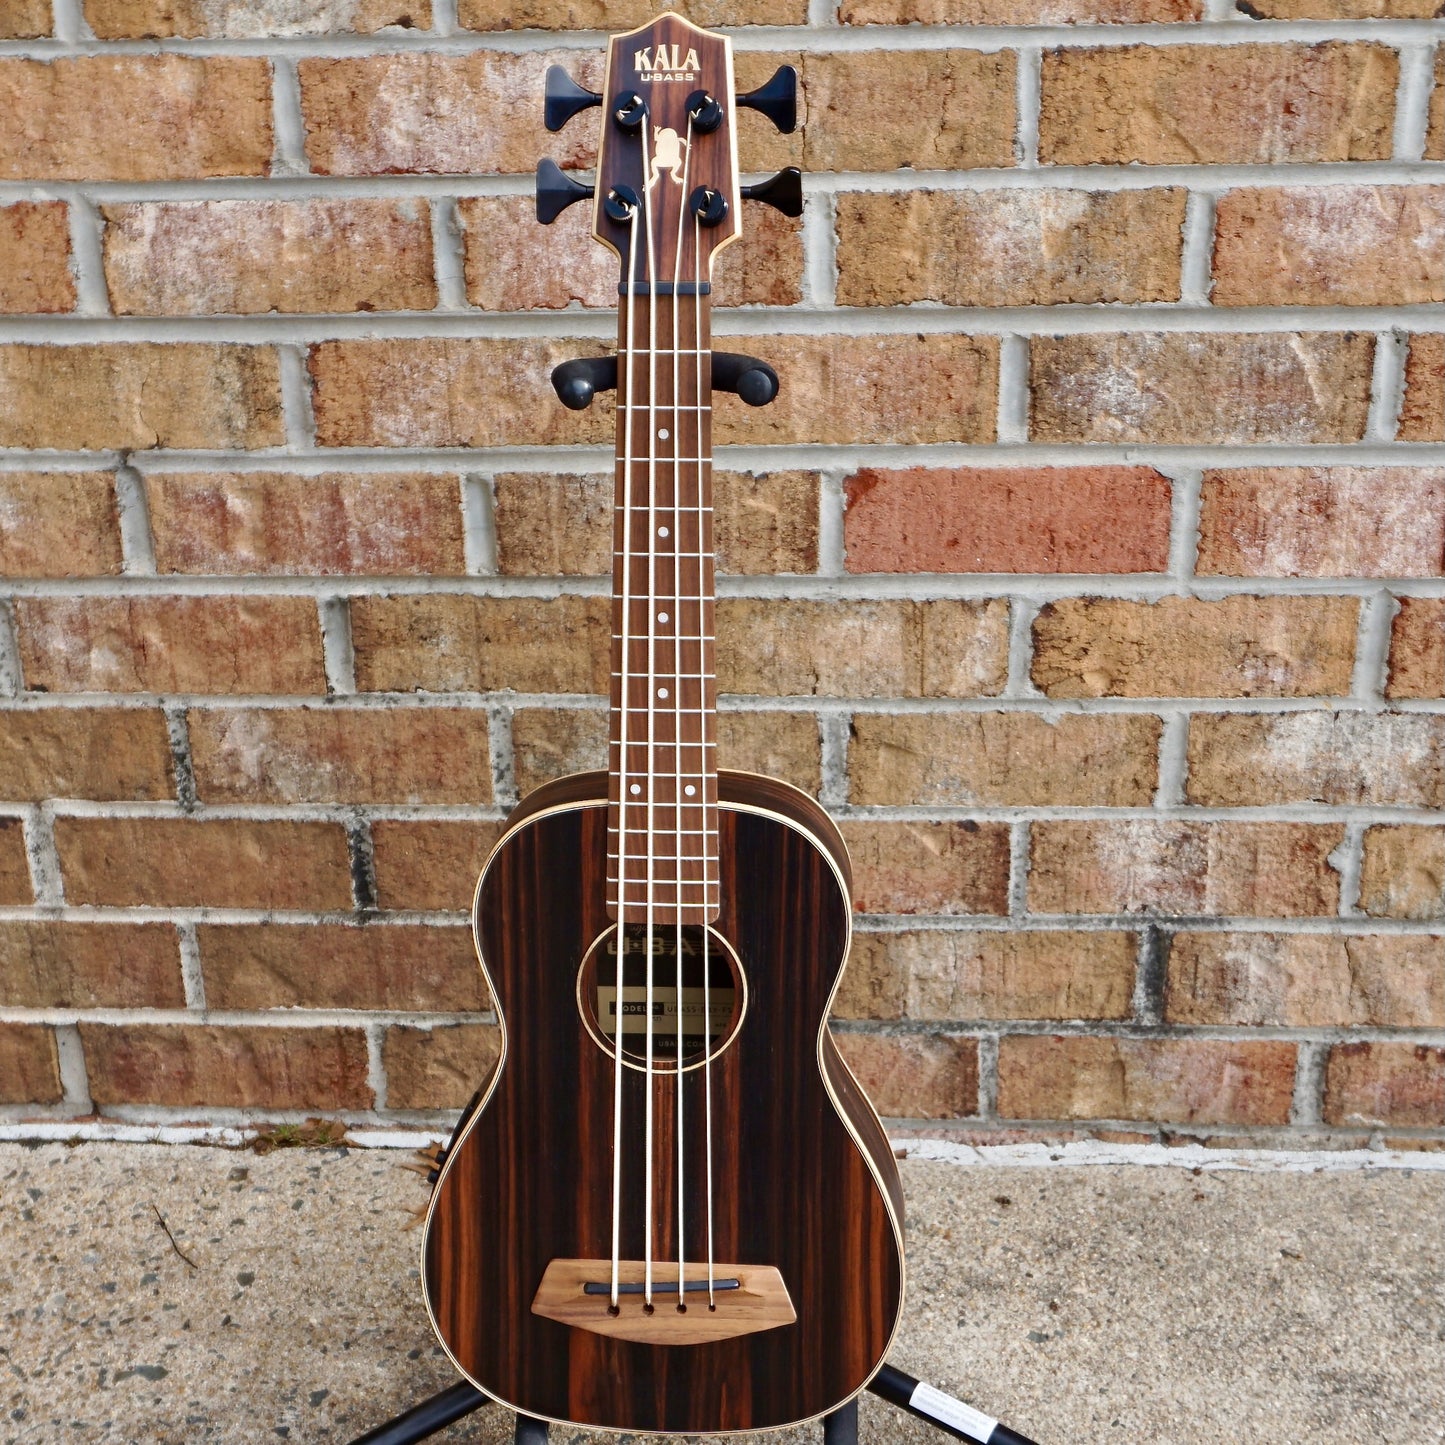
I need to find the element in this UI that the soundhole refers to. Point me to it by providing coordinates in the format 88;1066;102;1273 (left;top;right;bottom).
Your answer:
577;924;746;1073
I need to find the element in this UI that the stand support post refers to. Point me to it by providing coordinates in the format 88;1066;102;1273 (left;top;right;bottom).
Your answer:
822;1397;858;1444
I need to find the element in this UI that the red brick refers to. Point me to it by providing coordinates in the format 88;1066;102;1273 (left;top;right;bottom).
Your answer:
0;344;283;450
1197;467;1445;577
844;466;1171;575
998;1035;1296;1125
188;705;494;806
0;1025;61;1104
85;0;430;37
0;1;49;36
383;1023;501;1111
1213;187;1444;306
1039;44;1397;165
0;921;181;1008
836;190;1185;307
1167;932;1445;1027
833;1032;978;1118
1031;595;1358;698
1387;597;1445;700
0;819;29;905
54;816;352;910
81;1023;373;1110
0;202;74;313
0;708;173;802
371;819;506;911
458;195;801;310
0;57;272;180
1431;51;1445;162
1399;335;1444;442
839;821;1011;915
351;594;608;696
1359;825;1444;920
1031;333;1374;445
836;930;1135;1021
841;0;1196;15
199;923;484;1011
1030;821;1343;916
103;200;437;315
1324;1042;1445;1128
458;0;802;26
851;712;1160;807
0;473;122;577
1187;713;1445;808
146;473;466;576
719;599;1009;699
16;596;325;695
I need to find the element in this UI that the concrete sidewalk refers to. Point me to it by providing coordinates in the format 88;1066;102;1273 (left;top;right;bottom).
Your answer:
1;1139;1442;1444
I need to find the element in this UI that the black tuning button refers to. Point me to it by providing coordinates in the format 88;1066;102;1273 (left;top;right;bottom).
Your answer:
535;158;594;225
690;186;729;228
543;65;601;132
736;65;798;134
713;352;779;407
686;90;725;135
613;92;647;132
740;167;803;218
551;356;617;410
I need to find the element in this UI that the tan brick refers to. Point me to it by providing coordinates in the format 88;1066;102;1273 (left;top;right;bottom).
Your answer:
716;471;819;576
352;595;607;696
1031;595;1359;699
1167;932;1445;1028
0;708;173;802
1359;825;1445;920
998;1035;1296;1125
839;820;1011;915
371;819;505;911
458;195;801;311
1031;821;1343;917
1229;0;1441;15
146;473;465;576
200;922;483;1011
17;596;325;695
0;344;282;450
0;473;122;577
188;705;494;806
1030;333;1374;445
1399;335;1444;441
718;599;1009;699
841;0;1195;15
833;1032;978;1118
1325;1042;1445;1128
1213;187;1444;306
1430;50;1445;162
851;713;1160;807
1039;44;1397;165
86;0;430;37
459;0;802;26
510;707;606;798
54;816;352;910
1187;713;1445;808
0;1025;61;1104
717;711;821;795
836;929;1135;1021
81;1023;373;1110
0;57;272;180
1197;467;1445;578
0;202;74;313
844;465;1171;575
0;921;182;1008
103;200;436;315
0;0;50;36
837;190;1185;307
1387;597;1445;700
0;819;29;905
383;1023;501;1111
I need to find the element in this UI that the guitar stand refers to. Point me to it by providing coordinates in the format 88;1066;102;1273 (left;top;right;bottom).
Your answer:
350;1361;1039;1445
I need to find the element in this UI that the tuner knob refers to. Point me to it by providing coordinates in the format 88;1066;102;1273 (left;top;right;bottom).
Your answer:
687;90;725;135
740;167;803;218
690;186;729;228
613;92;647;132
736;65;798;134
712;352;779;407
535;159;594;225
551;356;618;410
543;65;601;132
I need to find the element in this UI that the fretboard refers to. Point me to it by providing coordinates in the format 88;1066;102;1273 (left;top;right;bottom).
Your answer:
606;290;719;925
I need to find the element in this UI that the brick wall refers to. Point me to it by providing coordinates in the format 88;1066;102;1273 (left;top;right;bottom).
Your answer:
0;0;1442;1149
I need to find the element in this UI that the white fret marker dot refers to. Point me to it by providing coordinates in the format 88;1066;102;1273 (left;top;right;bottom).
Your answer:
629;784;642;795
658;687;669;699
658;526;669;538
658;611;669;623
658;427;669;439
684;785;696;797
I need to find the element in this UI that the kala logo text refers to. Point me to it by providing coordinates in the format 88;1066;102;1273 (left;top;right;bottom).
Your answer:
633;44;700;82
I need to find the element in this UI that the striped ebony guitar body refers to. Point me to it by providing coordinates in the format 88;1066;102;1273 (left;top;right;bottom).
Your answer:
421;14;905;1435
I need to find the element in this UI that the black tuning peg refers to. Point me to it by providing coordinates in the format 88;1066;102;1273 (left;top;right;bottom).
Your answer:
740;168;803;218
544;65;601;132
551;352;778;410
552;356;616;410
736;65;797;134
536;159;594;225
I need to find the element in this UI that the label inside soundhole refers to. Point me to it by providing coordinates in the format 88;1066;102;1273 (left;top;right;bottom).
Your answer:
579;924;743;1072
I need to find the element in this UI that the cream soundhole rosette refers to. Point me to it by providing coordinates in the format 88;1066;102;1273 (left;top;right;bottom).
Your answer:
577;922;746;1073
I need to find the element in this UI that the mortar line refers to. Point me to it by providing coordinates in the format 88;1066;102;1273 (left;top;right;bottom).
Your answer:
1332;822;1366;918
1290;1039;1328;1127
113;463;157;574
1350;588;1399;701
1178;191;1216;306
807;0;837;24
802;188;838;310
1165;466;1204;582
1204;0;1237;20
319;596;357;695
1365;329;1409;442
163;706;199;812
1007;820;1030;918
995;334;1030;444
1392;41;1436;163
1154;712;1191;808
816;468;846;576
429;196;469;311
22;805;64;907
365;1022;389;1112
278;343;317;449
1131;924;1166;1026
1015;44;1041;169
0;600;22;698
461;473;498;575
65;194;110;316
819;711;850;810
432;0;459;36
269;55;310;177
177;921;207;1010
49;0;86;44
53;1024;92;1113
1004;595;1042;697
976;1034;999;1122
485;698;517;809
346;813;378;912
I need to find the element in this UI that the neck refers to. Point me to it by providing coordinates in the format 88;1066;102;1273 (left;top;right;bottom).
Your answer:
606;286;719;926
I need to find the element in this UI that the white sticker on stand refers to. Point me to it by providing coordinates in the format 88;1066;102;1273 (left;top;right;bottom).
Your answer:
909;1382;998;1443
